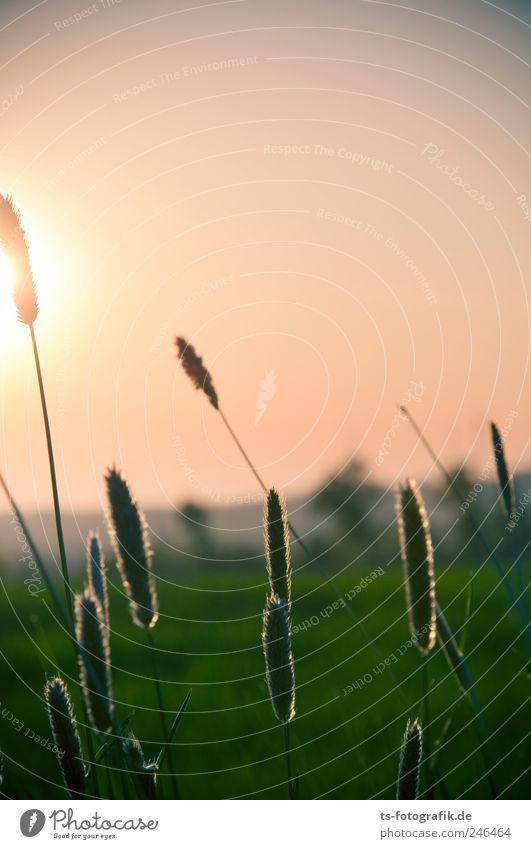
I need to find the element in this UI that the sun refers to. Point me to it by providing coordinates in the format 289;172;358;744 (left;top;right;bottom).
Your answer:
0;248;20;346
0;229;55;349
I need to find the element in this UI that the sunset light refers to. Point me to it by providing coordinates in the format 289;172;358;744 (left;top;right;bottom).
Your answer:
0;248;19;344
0;0;528;822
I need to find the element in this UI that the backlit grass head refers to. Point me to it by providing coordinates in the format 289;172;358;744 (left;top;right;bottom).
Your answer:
396;717;423;800
262;594;296;724
105;467;159;629
121;732;158;799
0;194;38;325
75;589;115;732
175;336;219;409
44;676;86;798
491;421;515;519
86;531;109;625
264;488;292;607
396;479;436;655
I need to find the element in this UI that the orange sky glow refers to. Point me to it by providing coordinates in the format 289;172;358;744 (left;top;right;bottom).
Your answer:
0;0;530;511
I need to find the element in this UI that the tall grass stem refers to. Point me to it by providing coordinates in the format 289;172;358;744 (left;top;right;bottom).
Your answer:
29;323;73;623
436;606;498;797
218;408;410;708
400;405;529;650
146;628;179;798
283;722;295;800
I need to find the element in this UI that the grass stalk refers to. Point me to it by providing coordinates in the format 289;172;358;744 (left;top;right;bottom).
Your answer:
436;606;498;797
156;688;192;770
29;323;73;624
400;405;530;651
283;721;295;800
146;628;179;798
45;676;87;799
0;470;67;622
175;337;410;705
219;407;410;708
396;718;422;800
1;471;104;797
421;654;433;798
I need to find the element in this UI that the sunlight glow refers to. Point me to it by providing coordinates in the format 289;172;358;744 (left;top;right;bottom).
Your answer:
0;248;20;346
0;230;56;349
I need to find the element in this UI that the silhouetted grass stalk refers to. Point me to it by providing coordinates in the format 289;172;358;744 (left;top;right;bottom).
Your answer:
223;433;412;705
146;628;179;798
0;194;75;620
490;421;515;519
0;469;66;621
283;721;295;800
75;590;115;733
156;688;192;771
396;718;422;800
263;492;298;798
490;422;528;616
105;467;179;797
436;606;497;797
262;594;297;798
175;338;410;707
0;469;105;796
396;478;436;791
400;405;529;651
421;655;433;797
0;196;74;623
45;677;87;799
29;324;74;621
121;732;158;800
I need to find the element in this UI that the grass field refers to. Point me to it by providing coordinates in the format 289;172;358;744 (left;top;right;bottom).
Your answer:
1;538;527;800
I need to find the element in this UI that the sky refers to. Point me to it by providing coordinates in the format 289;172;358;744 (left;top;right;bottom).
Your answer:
0;0;530;513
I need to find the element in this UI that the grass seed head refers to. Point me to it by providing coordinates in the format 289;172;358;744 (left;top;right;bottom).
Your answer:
75;589;115;732
105;467;159;629
0;194;38;325
262;594;296;724
396;479;436;655
264;488;292;607
396;717;423;800
491;421;515;518
87;531;109;624
121;732;158;799
175;336;219;409
44;676;86;797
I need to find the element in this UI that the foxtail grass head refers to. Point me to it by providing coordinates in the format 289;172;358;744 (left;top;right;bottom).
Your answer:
175;336;219;409
396;479;436;655
86;531;109;624
262;594;296;724
0;194;38;325
396;717;423;800
264;488;292;607
491;421;515;519
44;676;86;798
105;467;159;629
121;732;158;799
75;589;115;732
